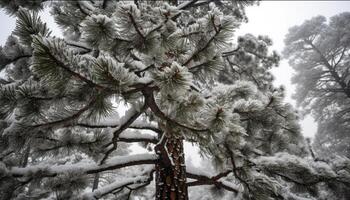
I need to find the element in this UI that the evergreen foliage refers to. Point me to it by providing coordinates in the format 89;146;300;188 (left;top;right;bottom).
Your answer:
284;13;350;158
0;1;349;200
284;12;350;200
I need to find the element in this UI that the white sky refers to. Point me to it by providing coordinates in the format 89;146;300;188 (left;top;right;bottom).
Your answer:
1;1;349;163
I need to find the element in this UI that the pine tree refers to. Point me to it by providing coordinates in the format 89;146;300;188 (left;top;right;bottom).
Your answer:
283;13;350;158
0;1;350;200
283;12;350;200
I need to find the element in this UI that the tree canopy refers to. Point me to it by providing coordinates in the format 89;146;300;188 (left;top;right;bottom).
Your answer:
284;12;350;158
0;1;349;200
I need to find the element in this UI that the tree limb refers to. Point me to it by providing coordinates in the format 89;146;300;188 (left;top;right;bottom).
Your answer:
76;122;162;135
100;103;148;165
10;154;158;178
142;87;209;132
186;169;239;194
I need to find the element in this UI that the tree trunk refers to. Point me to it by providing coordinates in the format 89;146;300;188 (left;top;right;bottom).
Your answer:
155;133;188;200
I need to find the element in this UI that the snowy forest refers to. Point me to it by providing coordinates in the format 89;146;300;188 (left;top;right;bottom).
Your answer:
0;0;349;200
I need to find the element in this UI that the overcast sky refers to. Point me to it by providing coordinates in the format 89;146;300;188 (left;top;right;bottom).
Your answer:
1;1;350;139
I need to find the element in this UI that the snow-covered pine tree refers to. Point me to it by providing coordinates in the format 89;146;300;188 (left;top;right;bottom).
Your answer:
283;12;350;200
0;1;349;200
283;13;350;159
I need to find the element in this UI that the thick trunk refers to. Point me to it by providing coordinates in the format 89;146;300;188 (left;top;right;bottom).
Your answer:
155;134;188;200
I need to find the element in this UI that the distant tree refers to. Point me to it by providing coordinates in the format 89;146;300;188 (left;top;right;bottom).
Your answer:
284;12;350;200
0;1;350;200
283;12;350;158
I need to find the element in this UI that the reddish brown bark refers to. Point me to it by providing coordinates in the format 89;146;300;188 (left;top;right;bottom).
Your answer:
155;134;188;200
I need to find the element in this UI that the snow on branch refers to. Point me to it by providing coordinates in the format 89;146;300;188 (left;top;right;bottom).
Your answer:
66;40;92;52
1;54;32;68
83;167;155;199
9;154;158;178
31;36;105;90
254;152;350;186
186;166;239;194
177;0;200;10
118;131;158;144
142;87;209;132
31;95;98;129
31;36;146;96
76;120;162;135
100;103;149;164
83;176;150;199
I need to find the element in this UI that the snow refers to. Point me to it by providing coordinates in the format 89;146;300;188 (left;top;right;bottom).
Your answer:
106;153;156;167
186;165;213;178
119;105;140;124
83;165;154;199
164;145;175;166
131;60;146;70
83;176;149;199
254;152;340;180
119;130;157;141
95;112;120;126
10;154;158;177
131;120;158;129
138;76;153;84
79;1;96;12
88;105;157;130
177;0;201;10
219;180;241;192
255;153;314;172
83;176;148;200
187;166;240;193
311;161;337;178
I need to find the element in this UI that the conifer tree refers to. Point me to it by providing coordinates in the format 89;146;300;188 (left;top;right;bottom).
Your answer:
0;1;349;200
284;13;350;158
284;13;350;200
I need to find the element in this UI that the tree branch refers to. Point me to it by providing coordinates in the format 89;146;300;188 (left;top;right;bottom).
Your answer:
134;64;155;77
1;54;32;70
183;26;221;66
128;12;145;40
31;95;98;129
305;39;350;98
186;169;238;194
222;47;240;57
84;172;153;199
142;87;209;132
226;146;252;193
76;122;162;135
10;154;158;178
100;103;148;164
